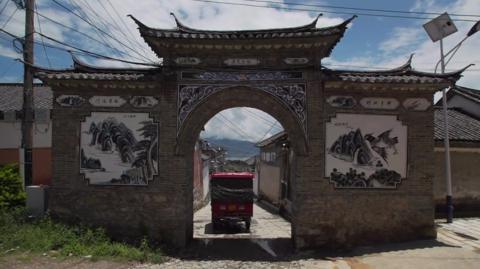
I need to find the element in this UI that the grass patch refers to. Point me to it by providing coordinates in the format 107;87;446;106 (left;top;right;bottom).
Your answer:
0;208;165;263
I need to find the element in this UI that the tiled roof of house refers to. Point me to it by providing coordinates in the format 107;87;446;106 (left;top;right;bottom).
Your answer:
434;107;480;142
256;131;287;147
0;84;52;111
435;85;480;105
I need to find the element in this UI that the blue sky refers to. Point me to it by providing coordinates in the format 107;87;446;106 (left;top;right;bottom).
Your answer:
0;0;479;141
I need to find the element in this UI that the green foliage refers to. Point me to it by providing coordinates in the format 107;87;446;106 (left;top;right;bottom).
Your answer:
0;209;164;263
0;165;26;209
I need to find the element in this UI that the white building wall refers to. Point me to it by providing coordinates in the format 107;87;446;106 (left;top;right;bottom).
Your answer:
0;121;52;149
202;161;209;199
0;121;22;148
33;122;52;148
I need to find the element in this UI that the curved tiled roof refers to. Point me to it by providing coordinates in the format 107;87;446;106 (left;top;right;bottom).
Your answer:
129;13;355;40
129;14;356;60
34;56;161;82
323;56;470;84
434;107;480;142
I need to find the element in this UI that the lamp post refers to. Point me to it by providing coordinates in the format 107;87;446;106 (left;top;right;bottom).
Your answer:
423;14;480;223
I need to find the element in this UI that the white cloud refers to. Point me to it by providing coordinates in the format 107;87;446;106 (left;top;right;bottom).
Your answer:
327;0;480;89
201;108;284;142
0;43;21;59
379;27;423;54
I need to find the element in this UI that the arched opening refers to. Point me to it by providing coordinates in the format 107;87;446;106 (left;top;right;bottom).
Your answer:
176;86;308;246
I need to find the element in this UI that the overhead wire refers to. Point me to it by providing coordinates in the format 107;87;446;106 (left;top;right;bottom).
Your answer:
28;9;141;61
105;0;148;55
67;0;124;58
191;0;479;22
0;0;9;17
243;108;282;128
51;0;154;63
1;5;18;29
35;31;161;67
240;0;480;18
216;113;258;142
34;1;51;68
0;28;160;67
97;0;142;56
256;120;279;143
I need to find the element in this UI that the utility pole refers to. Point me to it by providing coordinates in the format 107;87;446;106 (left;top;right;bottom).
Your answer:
424;14;480;223
20;0;34;186
439;38;453;223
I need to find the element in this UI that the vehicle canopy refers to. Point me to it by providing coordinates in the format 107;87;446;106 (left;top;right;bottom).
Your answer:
210;172;254;202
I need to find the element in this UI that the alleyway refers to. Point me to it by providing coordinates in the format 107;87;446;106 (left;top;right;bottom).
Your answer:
193;202;291;239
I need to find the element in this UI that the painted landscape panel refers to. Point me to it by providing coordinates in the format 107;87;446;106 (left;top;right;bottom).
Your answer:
325;113;407;188
80;112;158;185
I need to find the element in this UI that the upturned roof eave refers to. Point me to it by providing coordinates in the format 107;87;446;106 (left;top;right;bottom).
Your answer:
130;15;355;58
130;13;355;35
322;57;470;87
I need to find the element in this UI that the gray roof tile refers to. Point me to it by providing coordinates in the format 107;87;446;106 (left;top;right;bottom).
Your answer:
0;84;52;111
434;108;480;141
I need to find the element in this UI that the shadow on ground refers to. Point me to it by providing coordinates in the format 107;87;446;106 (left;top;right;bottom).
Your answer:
170;238;459;262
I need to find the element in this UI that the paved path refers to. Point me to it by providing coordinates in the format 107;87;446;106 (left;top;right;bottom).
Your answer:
193;202;291;239
132;217;480;269
437;218;480;250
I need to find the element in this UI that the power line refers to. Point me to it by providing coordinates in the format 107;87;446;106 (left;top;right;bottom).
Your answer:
34;1;51;68
51;0;153;63
68;0;124;58
0;0;9;17
240;0;480;18
98;0;143;56
1;5;17;29
192;0;479;22
29;9;137;60
0;28;160;67
257;120;279;143
217;113;258;141
243;108;282;127
35;31;161;67
105;0;148;55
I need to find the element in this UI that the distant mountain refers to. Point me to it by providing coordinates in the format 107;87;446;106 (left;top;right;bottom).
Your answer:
204;137;259;160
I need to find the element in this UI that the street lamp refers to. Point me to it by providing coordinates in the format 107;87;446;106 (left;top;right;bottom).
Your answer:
423;13;480;223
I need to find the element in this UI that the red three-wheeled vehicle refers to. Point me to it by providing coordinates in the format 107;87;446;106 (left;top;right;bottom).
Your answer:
210;172;254;231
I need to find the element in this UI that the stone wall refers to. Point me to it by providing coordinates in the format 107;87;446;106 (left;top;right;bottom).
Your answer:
48;69;438;250
291;76;437;249
48;76;193;247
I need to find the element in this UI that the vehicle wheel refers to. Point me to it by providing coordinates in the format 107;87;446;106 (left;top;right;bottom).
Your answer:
245;219;251;231
212;219;220;230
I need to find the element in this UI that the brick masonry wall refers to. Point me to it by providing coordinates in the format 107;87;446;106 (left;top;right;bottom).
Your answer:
292;75;437;249
48;69;438;249
49;76;192;247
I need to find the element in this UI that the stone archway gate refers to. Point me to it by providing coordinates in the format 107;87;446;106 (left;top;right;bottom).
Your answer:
35;14;466;249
